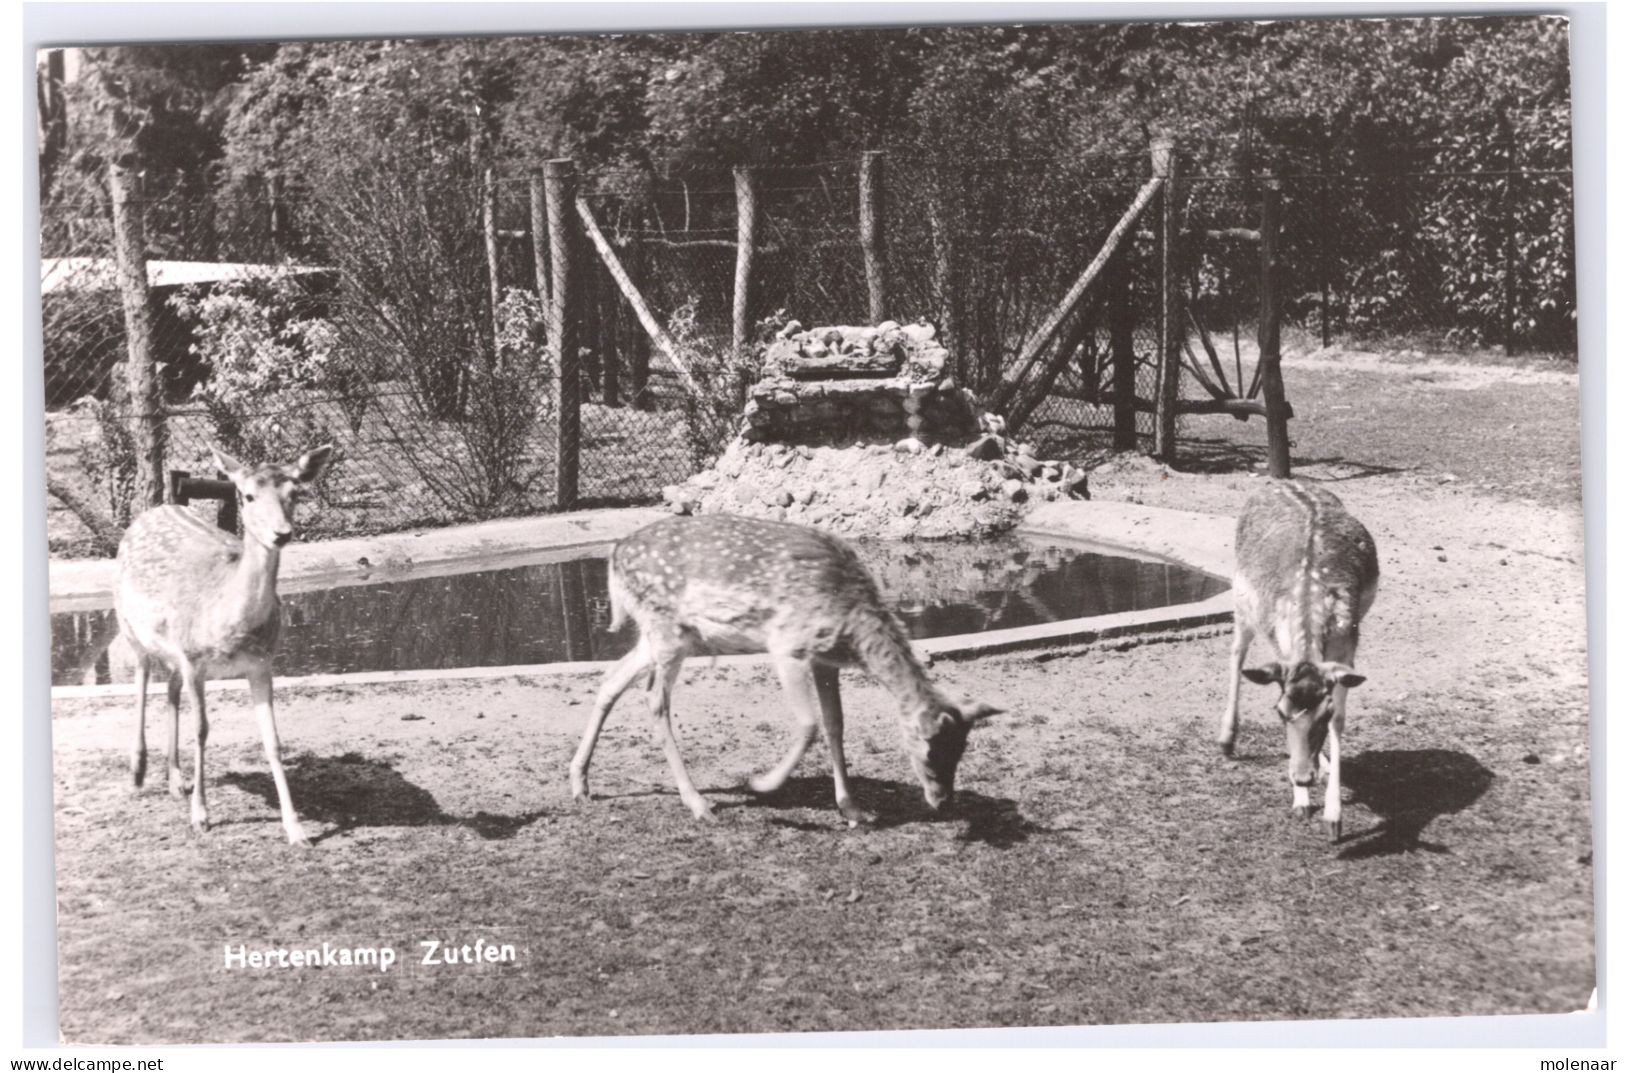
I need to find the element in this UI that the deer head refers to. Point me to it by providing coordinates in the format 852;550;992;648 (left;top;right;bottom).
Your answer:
212;444;334;551
1242;661;1366;787
909;699;1001;810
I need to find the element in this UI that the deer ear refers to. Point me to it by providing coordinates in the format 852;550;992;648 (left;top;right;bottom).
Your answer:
210;445;246;479
1242;663;1284;686
958;700;1001;725
1324;664;1366;689
293;444;334;484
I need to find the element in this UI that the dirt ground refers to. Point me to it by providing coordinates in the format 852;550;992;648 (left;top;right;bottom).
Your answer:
47;347;1592;1043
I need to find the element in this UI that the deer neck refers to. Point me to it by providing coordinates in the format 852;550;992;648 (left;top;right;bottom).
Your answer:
853;610;944;724
221;536;283;629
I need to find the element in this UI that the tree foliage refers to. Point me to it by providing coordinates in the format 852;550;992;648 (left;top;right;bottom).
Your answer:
40;16;1575;466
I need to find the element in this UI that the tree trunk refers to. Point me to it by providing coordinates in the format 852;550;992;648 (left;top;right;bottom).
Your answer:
1109;249;1138;449
859;150;888;323
732;165;758;406
544;160;580;510
1152;137;1183;464
108;161;165;510
37;50;67;201
626;217;650;411
1259;175;1292;479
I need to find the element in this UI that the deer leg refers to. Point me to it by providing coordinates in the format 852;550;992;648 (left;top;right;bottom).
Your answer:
165;671;184;797
749;655;821;795
813;664;870;827
187;670;209;834
1219;622;1254;757
249;665;309;848
647;654;712;821
571;642;651;802
130;655;149;788
1323;683;1348;841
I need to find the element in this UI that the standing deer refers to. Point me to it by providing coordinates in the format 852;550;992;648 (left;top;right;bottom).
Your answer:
570;514;1000;824
116;444;333;847
1219;479;1379;840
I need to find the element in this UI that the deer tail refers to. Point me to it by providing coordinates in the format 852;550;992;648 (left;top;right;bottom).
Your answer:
607;566;632;634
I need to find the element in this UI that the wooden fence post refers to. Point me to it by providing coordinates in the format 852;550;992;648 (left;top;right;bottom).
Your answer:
1258;172;1292;479
928;176;964;381
1108;247;1138;449
481;167;503;342
108;161;166;509
575;196;704;397
596;260;620;406
1318;142;1333;349
859;150;888;323
733;165;758;404
528;170;551;314
1151;136;1183;464
544;159;580;510
626;214;650;410
996;174;1164;414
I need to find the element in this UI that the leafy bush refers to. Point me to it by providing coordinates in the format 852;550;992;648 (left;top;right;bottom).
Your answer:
442;286;554;514
665;297;744;469
167;276;343;488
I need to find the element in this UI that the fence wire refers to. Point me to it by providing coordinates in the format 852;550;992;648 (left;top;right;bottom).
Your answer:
41;141;1575;556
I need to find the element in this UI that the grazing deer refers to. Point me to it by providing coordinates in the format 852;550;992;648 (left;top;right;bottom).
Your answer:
570;514;1000;824
116;444;333;847
1220;479;1379;840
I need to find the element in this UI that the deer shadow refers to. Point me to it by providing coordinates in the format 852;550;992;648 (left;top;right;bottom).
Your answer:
219;752;545;845
1336;748;1495;859
731;773;1037;849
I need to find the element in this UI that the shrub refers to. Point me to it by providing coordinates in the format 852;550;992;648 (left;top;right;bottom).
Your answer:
167;276;344;491
665;297;747;470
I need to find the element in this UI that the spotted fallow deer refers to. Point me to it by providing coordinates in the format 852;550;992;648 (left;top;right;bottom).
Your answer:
569;514;1000;824
1220;479;1379;840
116;444;333;846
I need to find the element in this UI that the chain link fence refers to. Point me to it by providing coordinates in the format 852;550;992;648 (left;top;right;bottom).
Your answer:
41;135;1574;556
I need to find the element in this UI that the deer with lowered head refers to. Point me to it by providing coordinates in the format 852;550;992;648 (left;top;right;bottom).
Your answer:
1220;479;1379;840
570;513;1000;824
116;444;333;847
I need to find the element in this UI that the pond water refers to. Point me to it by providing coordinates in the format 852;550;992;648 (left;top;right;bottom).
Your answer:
51;537;1227;686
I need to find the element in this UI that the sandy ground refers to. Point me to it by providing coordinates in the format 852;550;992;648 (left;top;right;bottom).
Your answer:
46;351;1592;1042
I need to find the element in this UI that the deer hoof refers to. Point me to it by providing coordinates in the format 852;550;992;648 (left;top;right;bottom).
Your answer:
168;771;187;798
690;801;718;823
1290;804;1311;822
1219;740;1235;758
131;753;147;788
1326;819;1342;842
287;828;313;849
748;772;783;795
837;799;874;828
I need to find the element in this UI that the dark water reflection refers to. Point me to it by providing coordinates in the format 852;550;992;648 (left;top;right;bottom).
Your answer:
52;538;1226;686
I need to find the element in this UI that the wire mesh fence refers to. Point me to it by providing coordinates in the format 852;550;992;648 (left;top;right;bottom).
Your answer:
40;135;1575;555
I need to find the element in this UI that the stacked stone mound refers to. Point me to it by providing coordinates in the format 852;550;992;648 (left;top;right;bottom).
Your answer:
741;319;975;447
664;320;1090;541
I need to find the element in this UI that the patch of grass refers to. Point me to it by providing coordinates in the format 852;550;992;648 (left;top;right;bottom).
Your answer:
51;658;1592;1042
